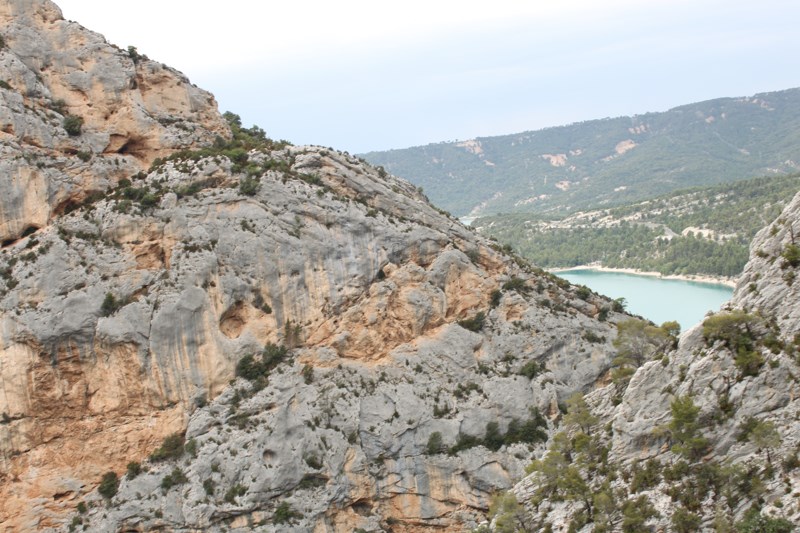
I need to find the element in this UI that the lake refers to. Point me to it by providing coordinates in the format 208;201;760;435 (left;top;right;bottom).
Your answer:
555;269;734;331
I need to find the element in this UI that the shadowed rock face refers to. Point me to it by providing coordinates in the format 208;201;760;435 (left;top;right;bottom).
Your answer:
0;2;626;531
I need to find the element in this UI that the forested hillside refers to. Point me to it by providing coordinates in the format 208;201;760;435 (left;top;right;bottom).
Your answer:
363;88;800;218
475;174;800;277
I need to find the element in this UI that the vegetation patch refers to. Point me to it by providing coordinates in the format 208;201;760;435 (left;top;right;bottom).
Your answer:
97;471;119;499
236;343;289;387
63;115;84;136
458;311;485;332
149;433;186;462
443;409;547;455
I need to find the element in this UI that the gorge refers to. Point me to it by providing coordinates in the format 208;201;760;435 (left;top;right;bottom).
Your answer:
0;2;799;532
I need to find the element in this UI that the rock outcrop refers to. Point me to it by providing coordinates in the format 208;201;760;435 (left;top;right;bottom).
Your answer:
510;193;800;531
0;2;627;530
0;0;228;244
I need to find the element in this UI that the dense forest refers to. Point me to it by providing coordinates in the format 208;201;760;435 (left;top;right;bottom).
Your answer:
476;174;800;278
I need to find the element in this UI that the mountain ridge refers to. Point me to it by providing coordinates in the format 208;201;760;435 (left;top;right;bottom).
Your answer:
363;87;800;218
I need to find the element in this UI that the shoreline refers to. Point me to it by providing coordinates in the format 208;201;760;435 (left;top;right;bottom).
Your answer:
548;263;738;288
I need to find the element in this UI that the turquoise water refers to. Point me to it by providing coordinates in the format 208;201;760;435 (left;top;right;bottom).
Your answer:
556;269;734;331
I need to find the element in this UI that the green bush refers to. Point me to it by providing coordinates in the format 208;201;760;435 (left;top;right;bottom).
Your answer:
273;502;301;524
613;318;674;368
735;507;793;533
226;147;249;166
518;359;544;379
160;467;188;490
126;461;141;479
149;433;185;462
703;311;758;353
630;459;661;493
304;454;323;469
563;393;598;435
51;99;67;115
239;176;260;196
490;289;502;308
669;395;709;460
504;411;548;445
575;285;592;300
458;311;485;332
98;471;119;499
63;115;84;136
100;293;123;316
302;364;313;384
781;243;800;268
224;484;247;503
735;348;765;377
426;431;444;455
488;492;526;533
502;276;528;293
484;421;504;451
671;506;701;533
127;45;141;64
448;432;482;455
447;410;547;455
621;495;658;532
185;438;198;457
235;343;289;382
584;331;604;343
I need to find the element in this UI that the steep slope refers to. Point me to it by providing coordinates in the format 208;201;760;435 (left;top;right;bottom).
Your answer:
0;2;627;531
363;89;800;218
9;129;623;533
505;192;800;531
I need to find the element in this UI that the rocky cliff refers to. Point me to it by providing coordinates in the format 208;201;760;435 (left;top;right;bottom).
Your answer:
506;193;800;531
0;2;626;531
0;0;227;246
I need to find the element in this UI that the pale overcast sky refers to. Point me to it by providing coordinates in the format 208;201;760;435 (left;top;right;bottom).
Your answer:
55;0;800;154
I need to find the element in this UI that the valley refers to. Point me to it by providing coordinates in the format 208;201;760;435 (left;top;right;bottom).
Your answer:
476;174;800;279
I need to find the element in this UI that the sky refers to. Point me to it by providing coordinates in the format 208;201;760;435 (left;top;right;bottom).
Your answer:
55;0;800;154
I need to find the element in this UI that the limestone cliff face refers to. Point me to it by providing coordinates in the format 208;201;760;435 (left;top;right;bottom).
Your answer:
0;0;228;244
511;192;800;531
0;3;626;530
0;141;622;531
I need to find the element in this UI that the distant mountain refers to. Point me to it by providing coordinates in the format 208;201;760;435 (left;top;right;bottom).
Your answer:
476;173;800;278
363;88;800;217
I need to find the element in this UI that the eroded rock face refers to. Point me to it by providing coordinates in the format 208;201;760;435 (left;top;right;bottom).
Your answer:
0;142;623;531
0;0;229;244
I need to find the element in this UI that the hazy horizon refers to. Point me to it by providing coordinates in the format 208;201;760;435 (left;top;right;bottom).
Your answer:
56;0;800;153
